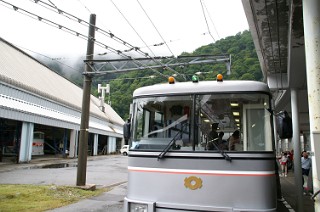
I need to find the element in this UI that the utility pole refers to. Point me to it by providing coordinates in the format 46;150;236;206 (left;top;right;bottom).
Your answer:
76;14;96;186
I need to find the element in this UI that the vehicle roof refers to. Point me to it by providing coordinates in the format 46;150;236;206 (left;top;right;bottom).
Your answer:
133;80;270;98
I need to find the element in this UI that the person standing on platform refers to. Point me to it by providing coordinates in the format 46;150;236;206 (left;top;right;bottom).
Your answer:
301;151;312;194
279;152;288;177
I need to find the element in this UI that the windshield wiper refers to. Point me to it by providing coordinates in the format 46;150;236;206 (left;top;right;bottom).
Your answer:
157;130;182;160
209;138;232;162
157;121;188;160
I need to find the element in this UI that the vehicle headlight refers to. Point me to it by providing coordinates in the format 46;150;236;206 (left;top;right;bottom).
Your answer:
130;202;148;212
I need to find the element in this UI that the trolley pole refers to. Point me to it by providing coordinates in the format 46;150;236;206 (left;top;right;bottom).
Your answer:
76;14;96;186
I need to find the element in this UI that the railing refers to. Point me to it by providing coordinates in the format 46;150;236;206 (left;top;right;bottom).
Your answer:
311;189;320;201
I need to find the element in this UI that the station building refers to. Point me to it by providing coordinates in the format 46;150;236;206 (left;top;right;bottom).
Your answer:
0;37;124;163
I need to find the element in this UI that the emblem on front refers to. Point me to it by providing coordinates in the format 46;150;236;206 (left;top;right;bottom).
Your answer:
184;176;202;190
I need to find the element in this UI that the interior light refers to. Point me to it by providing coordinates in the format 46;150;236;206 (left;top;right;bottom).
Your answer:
236;123;240;127
233;112;240;116
168;76;175;84
217;74;223;82
235;119;240;122
230;103;239;107
204;119;210;123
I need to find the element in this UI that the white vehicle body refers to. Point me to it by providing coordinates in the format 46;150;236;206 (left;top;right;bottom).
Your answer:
120;145;129;155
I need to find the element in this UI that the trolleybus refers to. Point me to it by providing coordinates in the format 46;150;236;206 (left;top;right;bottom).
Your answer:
124;75;277;212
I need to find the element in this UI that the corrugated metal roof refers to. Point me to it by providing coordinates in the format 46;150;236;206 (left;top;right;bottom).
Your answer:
0;93;80;124
0;37;124;134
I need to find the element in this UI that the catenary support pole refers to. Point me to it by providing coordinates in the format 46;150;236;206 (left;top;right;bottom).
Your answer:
76;14;96;186
302;0;320;210
291;88;303;212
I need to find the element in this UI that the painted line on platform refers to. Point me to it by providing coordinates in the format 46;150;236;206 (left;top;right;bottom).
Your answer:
278;197;295;212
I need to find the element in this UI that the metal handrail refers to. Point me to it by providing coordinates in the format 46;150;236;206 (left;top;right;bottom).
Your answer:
311;189;320;201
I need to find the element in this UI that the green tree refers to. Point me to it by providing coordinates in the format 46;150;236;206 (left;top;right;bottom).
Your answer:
240;73;255;80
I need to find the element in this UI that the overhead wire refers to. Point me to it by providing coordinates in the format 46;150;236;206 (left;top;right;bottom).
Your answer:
47;0;58;9
136;0;175;56
202;0;220;40
0;0;170;79
108;0;156;57
0;0;88;40
32;2;109;61
26;0;139;57
95;75;157;84
199;0;216;43
109;0;186;80
30;0;181;79
31;0;210;63
2;0;228;81
75;0;115;37
29;0;114;41
198;0;236;75
199;0;258;78
121;31;210;53
135;0;186;80
198;0;230;70
76;0;92;14
73;0;209;60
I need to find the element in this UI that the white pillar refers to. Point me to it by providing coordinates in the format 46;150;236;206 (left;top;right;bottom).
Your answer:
303;0;320;208
291;89;303;211
69;130;78;158
107;137;116;154
93;134;99;156
19;122;34;163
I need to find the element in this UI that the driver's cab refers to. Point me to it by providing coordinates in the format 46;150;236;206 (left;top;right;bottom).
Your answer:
129;92;273;153
131;96;192;151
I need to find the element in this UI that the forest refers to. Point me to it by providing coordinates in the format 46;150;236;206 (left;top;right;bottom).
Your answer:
39;30;261;120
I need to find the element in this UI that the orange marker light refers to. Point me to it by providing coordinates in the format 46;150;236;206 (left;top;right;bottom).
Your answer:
217;74;223;82
168;76;175;84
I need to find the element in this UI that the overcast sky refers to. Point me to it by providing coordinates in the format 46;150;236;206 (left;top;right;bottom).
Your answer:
0;0;249;60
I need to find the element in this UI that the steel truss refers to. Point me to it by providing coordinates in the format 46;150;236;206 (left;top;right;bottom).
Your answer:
83;55;231;78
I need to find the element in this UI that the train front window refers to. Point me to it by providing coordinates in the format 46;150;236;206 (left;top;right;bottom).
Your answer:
197;93;273;151
132;96;193;150
131;93;273;152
